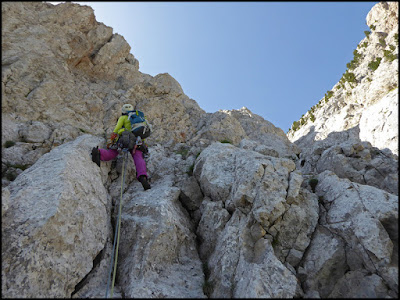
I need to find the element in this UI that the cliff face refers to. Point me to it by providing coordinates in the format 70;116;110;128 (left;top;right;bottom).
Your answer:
287;2;398;156
1;2;398;299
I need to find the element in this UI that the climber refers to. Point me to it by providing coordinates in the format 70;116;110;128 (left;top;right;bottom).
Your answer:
91;103;151;190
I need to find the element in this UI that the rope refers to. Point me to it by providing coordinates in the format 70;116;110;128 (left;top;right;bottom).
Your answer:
105;150;128;298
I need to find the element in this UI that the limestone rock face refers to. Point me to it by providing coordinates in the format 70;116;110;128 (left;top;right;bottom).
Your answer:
366;1;398;33
1;1;206;184
299;170;398;298
227;107;300;157
1;135;109;298
287;2;398;156
296;131;398;195
1;1;398;299
192;107;299;158
193;142;317;297
117;181;205;298
192;111;248;146
359;89;398;155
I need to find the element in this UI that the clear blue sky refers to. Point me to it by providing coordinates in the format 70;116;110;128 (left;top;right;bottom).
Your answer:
70;1;377;132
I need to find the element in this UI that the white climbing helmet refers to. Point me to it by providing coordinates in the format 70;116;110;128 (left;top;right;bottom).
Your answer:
122;104;134;114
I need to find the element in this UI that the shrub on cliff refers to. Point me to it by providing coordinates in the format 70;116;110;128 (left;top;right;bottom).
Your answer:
368;57;382;71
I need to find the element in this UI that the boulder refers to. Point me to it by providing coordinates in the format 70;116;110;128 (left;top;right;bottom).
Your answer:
1;134;109;298
116;180;206;298
299;170;398;296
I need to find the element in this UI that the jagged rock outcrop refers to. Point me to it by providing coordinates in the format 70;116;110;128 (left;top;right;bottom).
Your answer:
1;1;206;185
295;128;398;195
193;142;318;297
192;107;299;158
2;1;398;299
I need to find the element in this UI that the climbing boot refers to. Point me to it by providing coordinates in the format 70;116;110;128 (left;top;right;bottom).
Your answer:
91;146;101;167
138;175;151;190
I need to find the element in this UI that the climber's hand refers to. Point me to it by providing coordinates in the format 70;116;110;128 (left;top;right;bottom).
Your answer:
110;132;118;142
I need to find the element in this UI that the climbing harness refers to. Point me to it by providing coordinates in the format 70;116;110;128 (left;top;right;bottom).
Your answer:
105;148;129;298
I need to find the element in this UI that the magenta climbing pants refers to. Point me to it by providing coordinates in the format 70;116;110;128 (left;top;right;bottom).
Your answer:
99;148;147;179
